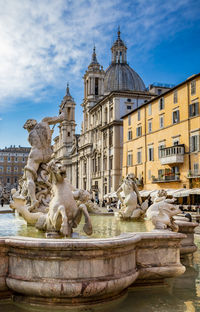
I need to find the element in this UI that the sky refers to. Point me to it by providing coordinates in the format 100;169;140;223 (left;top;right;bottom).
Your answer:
0;0;200;148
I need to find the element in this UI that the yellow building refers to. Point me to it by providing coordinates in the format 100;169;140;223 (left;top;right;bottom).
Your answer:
122;73;200;192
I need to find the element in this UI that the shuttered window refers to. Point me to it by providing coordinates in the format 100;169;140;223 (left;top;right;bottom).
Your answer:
189;102;199;117
190;135;199;152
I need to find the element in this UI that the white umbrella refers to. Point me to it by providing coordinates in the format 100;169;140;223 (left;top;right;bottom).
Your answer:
172;189;190;197
189;188;200;195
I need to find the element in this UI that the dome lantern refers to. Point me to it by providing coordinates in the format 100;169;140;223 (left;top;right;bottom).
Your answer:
104;29;146;93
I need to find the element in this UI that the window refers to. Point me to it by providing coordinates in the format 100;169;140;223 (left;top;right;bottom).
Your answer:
98;156;101;172
7;156;11;162
173;138;179;146
127;130;132;140
158;143;165;158
128;115;131;126
194;163;199;174
158;169;164;180
137;150;142;164
127;152;133;166
159;115;164;129
148;147;154;161
157;89;162;95
148;103;152;115
109;157;113;170
103;131;107;148
0;166;3;173
127;105;132;110
136;126;142;137
15;157;18;162
0;157;4;162
172;110;180;124
191;80;196;96
109;107;113;121
14;167;18;172
103;157;107;170
22;157;25;162
83;162;87;175
190;135;199;152
7;177;10;184
109;129;113;147
174;91;178;104
138;110;140;121
7;166;11;173
95;78;98;95
189;102;199;117
148;120;152;133
159;97;164;110
127;98;131;102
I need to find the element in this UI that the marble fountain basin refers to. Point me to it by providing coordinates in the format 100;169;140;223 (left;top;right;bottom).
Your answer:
0;212;197;306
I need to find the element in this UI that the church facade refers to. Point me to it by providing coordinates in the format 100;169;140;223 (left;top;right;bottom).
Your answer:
54;30;156;200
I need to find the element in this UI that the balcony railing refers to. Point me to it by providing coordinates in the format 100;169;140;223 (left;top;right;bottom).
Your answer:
160;144;185;165
152;174;180;183
187;171;200;179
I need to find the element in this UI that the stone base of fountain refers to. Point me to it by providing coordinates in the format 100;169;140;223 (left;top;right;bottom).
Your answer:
0;232;187;306
175;220;198;255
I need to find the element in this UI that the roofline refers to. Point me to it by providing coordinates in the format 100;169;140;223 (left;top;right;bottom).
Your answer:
88;90;152;112
121;72;200;119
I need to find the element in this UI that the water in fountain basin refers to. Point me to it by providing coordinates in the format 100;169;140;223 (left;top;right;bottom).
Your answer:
0;212;154;238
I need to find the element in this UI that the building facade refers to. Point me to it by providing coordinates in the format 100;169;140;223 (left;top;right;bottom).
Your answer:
0;146;30;191
54;30;154;200
122;73;200;191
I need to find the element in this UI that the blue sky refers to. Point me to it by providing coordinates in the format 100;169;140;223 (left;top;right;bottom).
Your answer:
0;0;200;148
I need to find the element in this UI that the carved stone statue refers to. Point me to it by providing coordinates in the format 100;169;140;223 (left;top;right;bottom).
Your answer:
72;189;101;213
10;113;93;237
146;189;181;231
22;113;65;211
36;161;92;236
116;174;148;219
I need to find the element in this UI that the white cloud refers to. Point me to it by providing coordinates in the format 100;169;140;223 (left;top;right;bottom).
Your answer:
0;0;199;111
0;0;124;109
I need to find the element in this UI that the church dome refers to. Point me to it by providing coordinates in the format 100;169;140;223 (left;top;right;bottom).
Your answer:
104;63;145;92
104;29;145;93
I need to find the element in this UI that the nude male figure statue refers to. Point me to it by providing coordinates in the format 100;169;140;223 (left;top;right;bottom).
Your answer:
23;112;65;210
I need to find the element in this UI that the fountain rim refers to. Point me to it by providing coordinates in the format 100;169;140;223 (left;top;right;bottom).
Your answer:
0;231;186;250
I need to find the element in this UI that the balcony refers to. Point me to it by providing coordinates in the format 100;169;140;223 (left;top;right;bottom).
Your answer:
152;174;180;183
187;171;200;179
160;144;185;165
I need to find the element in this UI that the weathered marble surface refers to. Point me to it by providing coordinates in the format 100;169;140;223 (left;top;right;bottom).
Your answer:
116;174;148;220
0;239;9;298
175;220;198;255
146;189;181;231
6;234;139;304
135;232;185;285
0;231;186;305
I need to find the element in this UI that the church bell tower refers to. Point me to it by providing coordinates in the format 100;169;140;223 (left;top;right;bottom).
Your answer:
59;84;76;158
82;46;104;132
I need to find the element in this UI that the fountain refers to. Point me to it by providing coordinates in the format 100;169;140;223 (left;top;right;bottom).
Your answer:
0;112;198;310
